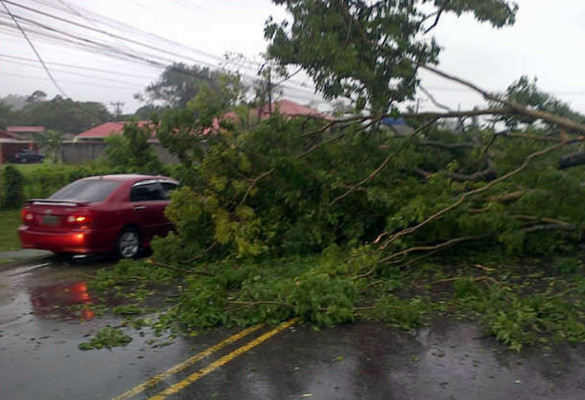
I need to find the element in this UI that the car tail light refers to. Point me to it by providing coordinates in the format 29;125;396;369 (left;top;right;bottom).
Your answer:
66;213;92;228
21;208;34;224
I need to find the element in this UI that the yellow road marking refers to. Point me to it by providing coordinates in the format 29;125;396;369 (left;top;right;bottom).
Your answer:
111;324;264;400
149;318;299;400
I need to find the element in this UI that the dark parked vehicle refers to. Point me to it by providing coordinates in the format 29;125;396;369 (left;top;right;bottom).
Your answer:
18;174;179;258
14;149;45;163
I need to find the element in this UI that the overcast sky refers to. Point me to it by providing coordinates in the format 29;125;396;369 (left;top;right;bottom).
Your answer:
1;0;584;116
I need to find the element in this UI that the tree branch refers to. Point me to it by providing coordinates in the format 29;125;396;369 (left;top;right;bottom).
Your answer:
522;223;576;234
240;168;275;205
513;215;572;227
376;141;567;249
446;168;498;182
418;84;453;112
378;234;488;264
412;139;476;150
357;234;488;278
182;241;219;263
423;7;445;34
487;190;525;203
417;62;585;135
149;260;215;276
330;117;439;205
226;300;295;313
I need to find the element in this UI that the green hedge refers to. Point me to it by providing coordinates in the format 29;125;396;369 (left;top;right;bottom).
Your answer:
1;165;24;209
0;162;180;209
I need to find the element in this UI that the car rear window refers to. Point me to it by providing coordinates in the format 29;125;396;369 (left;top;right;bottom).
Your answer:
49;180;122;202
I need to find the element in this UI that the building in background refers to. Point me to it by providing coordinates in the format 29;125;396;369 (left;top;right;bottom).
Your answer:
6;126;46;141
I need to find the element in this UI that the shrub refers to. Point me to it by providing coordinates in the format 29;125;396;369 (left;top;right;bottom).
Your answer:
1;165;24;209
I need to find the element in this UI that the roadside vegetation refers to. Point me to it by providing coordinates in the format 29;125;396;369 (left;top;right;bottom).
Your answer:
0;209;21;251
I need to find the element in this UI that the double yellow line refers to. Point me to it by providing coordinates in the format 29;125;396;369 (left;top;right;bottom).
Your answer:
112;318;298;400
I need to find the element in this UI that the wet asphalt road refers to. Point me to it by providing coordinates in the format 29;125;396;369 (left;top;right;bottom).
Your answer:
2;257;585;400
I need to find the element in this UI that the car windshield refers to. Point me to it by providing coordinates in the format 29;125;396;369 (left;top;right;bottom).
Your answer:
49;180;122;202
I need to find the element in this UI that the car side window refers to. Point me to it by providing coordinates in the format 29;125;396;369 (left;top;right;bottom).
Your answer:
160;181;178;200
130;182;165;202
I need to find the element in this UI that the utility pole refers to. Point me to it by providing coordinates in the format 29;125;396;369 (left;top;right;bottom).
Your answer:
257;63;274;119
267;67;273;115
110;101;124;119
415;97;427;113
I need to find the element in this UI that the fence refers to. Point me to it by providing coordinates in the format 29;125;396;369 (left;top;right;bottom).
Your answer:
61;141;179;165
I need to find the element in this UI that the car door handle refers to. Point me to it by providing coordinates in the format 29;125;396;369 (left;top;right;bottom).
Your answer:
134;206;147;211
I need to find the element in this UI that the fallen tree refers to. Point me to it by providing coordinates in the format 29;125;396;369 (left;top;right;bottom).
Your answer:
89;1;585;351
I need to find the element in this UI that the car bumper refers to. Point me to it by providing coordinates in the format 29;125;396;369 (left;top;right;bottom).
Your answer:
18;226;116;254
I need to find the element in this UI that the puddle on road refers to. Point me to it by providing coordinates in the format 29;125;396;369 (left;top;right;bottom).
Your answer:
0;256;116;324
28;280;96;320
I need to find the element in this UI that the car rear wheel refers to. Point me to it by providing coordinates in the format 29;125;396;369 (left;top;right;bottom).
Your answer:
116;228;141;259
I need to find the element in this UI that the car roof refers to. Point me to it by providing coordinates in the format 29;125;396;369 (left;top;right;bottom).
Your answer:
82;174;176;183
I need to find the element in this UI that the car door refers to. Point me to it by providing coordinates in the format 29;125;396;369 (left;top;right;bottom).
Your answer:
129;181;169;242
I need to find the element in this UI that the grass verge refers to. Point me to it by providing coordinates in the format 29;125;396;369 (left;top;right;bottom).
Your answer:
0;209;21;251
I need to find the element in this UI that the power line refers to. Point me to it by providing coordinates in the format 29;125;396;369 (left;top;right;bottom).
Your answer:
0;60;149;88
0;14;181;68
1;13;321;98
0;54;156;80
3;0;315;92
1;0;326;110
0;2;120;121
0;70;145;90
56;0;135;56
3;0;223;69
0;0;68;97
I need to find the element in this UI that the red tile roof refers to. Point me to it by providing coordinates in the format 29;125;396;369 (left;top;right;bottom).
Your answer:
75;121;151;139
75;100;331;140
258;99;333;120
0;129;20;140
6;126;45;133
208;100;331;134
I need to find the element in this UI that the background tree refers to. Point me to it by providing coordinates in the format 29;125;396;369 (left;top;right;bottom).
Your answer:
0;94;27;111
156;71;245;171
26;90;47;104
134;104;170;120
36;129;63;163
11;95;112;134
0;101;12;130
265;0;518;113
137;63;224;109
105;121;164;173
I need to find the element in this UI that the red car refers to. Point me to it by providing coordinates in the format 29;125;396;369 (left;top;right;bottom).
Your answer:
18;174;179;258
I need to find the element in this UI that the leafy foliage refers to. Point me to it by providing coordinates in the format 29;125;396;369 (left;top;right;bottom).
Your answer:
36;129;63;163
1;165;24;209
453;271;585;352
17;163;118;200
78;326;133;350
0;101;12;129
265;0;517;112
105;121;165;174
137;63;226;109
493;76;585;130
8;95;112;134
